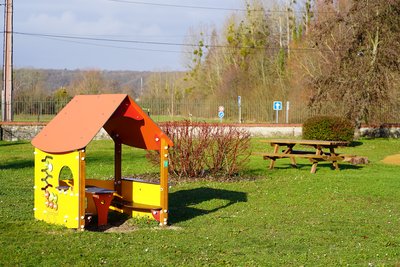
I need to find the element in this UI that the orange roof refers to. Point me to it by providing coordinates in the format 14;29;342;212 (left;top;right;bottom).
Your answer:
32;94;173;153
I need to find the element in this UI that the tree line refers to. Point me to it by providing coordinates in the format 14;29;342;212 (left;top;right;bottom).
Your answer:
142;0;400;130
7;0;400;128
9;68;156;115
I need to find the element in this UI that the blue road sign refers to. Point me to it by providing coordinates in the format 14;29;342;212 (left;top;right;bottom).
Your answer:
273;101;283;111
218;111;225;118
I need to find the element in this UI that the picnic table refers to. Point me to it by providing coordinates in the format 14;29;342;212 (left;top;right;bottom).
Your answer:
260;139;352;173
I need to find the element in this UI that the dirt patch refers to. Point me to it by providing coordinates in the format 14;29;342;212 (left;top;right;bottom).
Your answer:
102;223;182;233
382;154;400;165
102;220;139;233
85;219;182;233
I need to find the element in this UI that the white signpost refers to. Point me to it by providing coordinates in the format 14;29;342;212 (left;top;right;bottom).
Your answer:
238;96;241;124
218;106;224;123
273;101;282;124
286;101;290;123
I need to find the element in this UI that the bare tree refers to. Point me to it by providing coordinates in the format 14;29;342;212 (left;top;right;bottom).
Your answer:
306;0;400;135
68;70;107;95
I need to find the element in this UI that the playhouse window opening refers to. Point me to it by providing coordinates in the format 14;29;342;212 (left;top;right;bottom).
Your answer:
58;166;74;189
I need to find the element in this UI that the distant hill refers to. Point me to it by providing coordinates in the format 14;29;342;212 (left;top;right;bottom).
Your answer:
14;68;154;92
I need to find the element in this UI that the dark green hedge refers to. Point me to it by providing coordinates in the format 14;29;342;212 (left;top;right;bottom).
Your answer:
302;116;354;141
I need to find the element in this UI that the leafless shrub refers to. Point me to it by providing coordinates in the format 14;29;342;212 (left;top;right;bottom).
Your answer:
147;121;251;179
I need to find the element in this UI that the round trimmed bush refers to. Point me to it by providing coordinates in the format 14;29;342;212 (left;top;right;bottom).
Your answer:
302;116;354;141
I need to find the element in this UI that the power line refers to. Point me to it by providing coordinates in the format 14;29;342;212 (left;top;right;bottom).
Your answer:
107;0;336;14
30;34;186;54
13;31;347;53
14;31;200;47
107;0;250;12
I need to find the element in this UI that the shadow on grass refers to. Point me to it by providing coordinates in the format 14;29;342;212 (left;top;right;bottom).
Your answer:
84;187;247;231
349;141;364;147
85;187;247;231
273;162;364;172
0;141;28;147
85;212;132;232
0;159;34;169
168;187;247;224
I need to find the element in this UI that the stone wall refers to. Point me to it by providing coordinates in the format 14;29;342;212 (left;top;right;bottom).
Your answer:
1;123;400;141
359;125;400;138
0;124;112;142
1;124;45;141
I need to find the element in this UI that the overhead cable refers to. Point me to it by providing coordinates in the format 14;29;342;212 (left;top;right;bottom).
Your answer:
107;0;251;12
29;33;186;54
107;0;335;14
14;31;202;47
14;31;346;53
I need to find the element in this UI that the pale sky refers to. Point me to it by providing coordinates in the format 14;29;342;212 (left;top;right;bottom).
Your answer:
8;0;248;71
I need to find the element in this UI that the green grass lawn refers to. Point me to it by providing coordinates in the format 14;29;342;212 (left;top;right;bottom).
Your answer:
1;138;400;266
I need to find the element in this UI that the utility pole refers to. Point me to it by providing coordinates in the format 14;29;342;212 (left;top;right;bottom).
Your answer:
2;0;13;121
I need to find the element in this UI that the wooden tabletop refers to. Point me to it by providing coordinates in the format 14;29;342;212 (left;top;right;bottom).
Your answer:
261;139;349;147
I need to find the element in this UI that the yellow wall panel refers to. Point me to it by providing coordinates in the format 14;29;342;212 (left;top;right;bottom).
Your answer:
121;180;160;206
34;148;84;229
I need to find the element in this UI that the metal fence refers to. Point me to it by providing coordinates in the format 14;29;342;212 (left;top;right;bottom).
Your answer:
1;98;400;124
138;98;311;123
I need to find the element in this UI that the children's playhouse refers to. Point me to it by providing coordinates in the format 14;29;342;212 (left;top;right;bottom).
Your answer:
31;94;173;229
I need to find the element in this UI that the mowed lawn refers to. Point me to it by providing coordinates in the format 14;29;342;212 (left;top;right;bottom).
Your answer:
1;138;400;266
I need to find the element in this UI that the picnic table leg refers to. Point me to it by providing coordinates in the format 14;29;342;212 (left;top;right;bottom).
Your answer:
330;147;340;170
310;147;322;173
289;157;297;168
310;161;318;173
285;145;297;168
269;144;279;169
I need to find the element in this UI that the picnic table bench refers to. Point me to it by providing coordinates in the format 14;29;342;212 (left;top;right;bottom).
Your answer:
259;139;354;173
